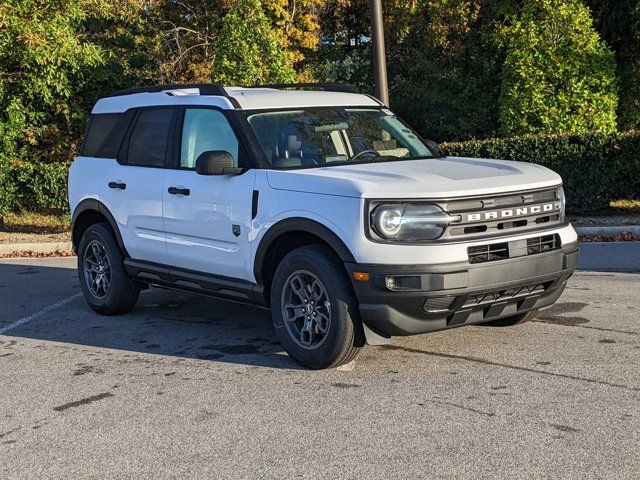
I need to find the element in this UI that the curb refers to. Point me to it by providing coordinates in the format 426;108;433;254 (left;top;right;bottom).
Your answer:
574;225;640;236
0;241;73;256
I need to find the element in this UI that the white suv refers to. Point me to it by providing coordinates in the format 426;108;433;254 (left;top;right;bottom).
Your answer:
69;83;579;369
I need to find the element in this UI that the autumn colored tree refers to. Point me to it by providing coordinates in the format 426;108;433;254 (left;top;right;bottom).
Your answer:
211;0;296;84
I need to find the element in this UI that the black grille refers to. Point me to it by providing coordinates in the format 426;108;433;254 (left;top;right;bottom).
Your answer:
527;234;560;255
468;242;509;264
464;283;546;307
468;234;561;264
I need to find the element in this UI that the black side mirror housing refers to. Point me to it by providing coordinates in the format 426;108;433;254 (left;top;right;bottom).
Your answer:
426;139;442;158
195;150;243;175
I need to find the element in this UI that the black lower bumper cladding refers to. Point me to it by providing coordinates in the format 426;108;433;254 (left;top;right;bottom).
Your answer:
345;242;579;336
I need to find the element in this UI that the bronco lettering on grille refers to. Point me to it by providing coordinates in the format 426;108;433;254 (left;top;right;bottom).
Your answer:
463;202;561;223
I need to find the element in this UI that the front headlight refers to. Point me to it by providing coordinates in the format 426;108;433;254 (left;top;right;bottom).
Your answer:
370;203;461;241
557;186;566;221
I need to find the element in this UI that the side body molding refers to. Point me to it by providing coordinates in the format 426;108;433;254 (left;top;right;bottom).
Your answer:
253;217;356;285
71;198;127;254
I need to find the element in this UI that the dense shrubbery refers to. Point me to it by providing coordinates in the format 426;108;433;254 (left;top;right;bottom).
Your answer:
0;160;70;216
1;131;637;217
441;131;640;210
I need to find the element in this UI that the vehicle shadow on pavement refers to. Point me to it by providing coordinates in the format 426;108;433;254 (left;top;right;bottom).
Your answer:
0;262;306;371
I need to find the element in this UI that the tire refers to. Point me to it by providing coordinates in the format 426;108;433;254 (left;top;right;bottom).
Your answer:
481;309;538;327
270;245;365;369
77;222;140;315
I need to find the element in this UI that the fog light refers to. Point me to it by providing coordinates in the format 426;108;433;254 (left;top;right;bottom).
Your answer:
385;275;421;291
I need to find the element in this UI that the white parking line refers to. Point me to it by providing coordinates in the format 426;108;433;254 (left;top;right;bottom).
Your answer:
0;293;83;335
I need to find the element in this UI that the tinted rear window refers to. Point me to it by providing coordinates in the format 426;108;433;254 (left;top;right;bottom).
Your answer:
126;109;175;167
82;113;130;158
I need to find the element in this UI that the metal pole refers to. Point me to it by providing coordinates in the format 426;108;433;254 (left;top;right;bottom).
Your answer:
369;0;389;105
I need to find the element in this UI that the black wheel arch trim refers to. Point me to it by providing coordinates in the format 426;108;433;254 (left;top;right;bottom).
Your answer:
253;218;356;285
71;198;127;255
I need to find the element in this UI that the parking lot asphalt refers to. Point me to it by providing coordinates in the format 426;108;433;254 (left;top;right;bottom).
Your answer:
1;244;639;479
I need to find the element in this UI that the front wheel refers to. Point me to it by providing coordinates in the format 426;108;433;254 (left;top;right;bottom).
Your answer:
77;222;140;315
481;309;538;327
270;245;365;369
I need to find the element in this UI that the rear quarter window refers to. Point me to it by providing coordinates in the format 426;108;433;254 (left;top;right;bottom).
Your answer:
82;113;132;158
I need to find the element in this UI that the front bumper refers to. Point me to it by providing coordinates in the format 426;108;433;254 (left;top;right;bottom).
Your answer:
345;242;579;336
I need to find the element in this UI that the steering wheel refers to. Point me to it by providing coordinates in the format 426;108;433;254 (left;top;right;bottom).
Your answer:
350;149;380;162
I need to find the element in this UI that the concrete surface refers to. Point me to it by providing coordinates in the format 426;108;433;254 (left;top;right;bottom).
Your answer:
0;241;72;255
0;245;639;479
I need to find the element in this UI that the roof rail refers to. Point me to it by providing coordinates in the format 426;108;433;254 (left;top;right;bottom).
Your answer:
249;82;357;94
107;84;228;98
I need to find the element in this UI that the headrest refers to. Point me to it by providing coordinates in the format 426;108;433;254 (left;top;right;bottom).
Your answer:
287;134;302;152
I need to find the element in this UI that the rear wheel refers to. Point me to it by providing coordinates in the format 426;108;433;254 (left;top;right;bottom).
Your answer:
481;309;538;327
270;245;365;369
78;222;140;315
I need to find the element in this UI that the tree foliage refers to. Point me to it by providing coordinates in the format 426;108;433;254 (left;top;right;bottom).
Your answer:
0;0;106;164
0;0;638;220
211;0;296;85
148;0;318;84
388;1;505;141
498;0;618;135
587;0;640;129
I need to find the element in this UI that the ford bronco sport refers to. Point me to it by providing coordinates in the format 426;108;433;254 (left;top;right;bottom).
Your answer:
69;83;579;369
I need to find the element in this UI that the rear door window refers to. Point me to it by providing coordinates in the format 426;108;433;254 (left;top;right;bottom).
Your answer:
126;108;176;167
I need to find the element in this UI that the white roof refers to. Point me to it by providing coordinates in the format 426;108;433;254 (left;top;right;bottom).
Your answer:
226;87;380;109
92;86;381;114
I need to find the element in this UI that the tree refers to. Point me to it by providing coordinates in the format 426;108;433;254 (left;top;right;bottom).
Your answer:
0;0;152;222
388;1;506;141
211;0;296;84
146;0;298;85
265;0;326;80
499;0;618;135
0;0;105;222
310;1;510;141
587;0;640;130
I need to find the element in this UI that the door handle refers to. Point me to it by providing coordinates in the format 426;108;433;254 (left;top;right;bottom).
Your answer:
168;186;190;196
108;181;126;190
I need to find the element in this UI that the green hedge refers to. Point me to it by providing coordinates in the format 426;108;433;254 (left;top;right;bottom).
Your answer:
0;160;70;217
0;131;639;217
441;131;640;210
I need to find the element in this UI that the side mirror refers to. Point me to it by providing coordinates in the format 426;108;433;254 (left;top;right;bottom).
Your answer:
195;150;243;175
425;139;442;158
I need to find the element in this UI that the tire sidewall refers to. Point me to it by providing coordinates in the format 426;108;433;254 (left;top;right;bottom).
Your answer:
77;223;130;312
270;246;360;369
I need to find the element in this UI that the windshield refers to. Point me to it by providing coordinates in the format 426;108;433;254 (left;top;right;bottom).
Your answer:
246;108;434;169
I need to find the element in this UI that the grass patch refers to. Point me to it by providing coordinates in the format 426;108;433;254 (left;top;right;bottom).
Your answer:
2;212;70;234
609;199;640;212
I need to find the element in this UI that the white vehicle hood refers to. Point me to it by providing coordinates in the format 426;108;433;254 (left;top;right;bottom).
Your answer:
266;157;562;199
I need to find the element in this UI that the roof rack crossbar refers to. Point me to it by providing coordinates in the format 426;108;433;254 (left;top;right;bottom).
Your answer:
107;83;228;98
249;82;357;94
